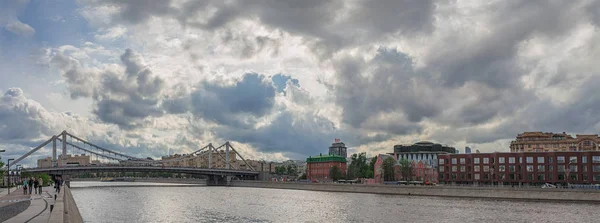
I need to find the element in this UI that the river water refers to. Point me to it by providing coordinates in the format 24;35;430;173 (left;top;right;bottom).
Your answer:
70;182;600;223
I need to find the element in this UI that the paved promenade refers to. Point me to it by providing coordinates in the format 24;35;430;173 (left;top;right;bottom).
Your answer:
0;186;59;223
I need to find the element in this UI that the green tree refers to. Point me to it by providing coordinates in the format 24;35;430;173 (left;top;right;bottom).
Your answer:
347;152;370;180
299;173;307;180
275;166;287;175
286;165;297;176
367;156;377;178
399;158;413;181
382;157;396;181
329;165;343;181
0;156;4;177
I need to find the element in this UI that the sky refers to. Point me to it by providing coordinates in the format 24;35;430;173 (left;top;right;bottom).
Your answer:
2;0;600;167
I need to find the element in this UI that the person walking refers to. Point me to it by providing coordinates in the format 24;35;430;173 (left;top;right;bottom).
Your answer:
55;177;61;193
28;177;34;195
33;178;39;195
23;180;27;195
38;178;43;194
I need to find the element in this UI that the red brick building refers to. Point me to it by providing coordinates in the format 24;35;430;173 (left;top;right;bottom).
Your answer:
438;151;600;185
306;155;347;182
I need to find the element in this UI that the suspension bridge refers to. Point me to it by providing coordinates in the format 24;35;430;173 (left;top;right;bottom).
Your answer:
4;131;261;185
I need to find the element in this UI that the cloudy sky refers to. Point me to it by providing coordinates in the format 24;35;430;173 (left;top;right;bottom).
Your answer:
2;0;600;166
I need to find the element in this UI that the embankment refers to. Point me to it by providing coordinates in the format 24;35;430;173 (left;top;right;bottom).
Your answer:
231;181;600;203
49;185;83;223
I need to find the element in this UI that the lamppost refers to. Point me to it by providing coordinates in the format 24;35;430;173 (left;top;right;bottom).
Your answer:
565;161;573;189
7;158;14;194
0;149;4;188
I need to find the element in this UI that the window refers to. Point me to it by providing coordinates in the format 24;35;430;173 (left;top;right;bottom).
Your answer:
460;166;466;172
537;165;545;172
452;158;457;164
594;165;600;172
548;174;553;181
527;165;534;172
558;174;565;181
548;156;553;163
528;144;532;148
593;156;600;163
483;174;489;180
558;156;565;163
451;174;457;180
509;157;515;164
439;166;445;172
509;173;516;180
558;165;566;172
537;174;545;181
474;174;480;180
483;166;490;172
499;173;506;180
499;165;505;172
569;165;577;172
527;174;534;180
553;144;558;148
439;159;445;165
483;158;489;164
549;165;553;172
499;157;505;163
452;166;457;172
526;157;533;163
570;174;577;181
519;157;523;163
583;174;588;181
537;157;544;163
474;158;480;164
509;165;516;172
460;158;465;164
583;166;587;172
474;166;480;172
583;156;588;163
594;175;600;181
570;156;578;163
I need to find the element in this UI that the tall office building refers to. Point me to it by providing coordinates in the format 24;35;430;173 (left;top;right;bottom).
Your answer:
465;147;472;154
329;139;348;158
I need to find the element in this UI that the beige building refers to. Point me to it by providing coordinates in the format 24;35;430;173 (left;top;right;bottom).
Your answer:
510;132;600;152
37;154;91;168
161;151;238;169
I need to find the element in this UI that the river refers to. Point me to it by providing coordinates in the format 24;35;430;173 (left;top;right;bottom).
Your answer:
70;181;600;223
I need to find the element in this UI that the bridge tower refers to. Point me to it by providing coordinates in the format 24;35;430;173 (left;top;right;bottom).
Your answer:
52;135;57;167
61;131;67;167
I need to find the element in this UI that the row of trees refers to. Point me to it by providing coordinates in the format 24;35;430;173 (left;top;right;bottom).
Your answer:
346;153;377;179
274;164;297;176
381;157;414;181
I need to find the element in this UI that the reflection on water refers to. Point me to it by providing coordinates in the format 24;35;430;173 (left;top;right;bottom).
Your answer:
71;182;600;223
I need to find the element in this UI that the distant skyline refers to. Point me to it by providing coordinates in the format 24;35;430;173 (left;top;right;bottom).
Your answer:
3;0;600;167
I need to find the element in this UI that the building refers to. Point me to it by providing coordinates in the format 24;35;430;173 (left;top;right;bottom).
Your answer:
465;147;472;154
392;141;457;168
510;132;600;152
329;140;348;158
161;151;237;169
37;154;91;168
306;154;347;182
373;154;396;183
438;151;600;185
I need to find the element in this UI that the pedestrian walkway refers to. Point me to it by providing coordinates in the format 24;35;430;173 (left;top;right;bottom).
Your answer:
4;187;59;223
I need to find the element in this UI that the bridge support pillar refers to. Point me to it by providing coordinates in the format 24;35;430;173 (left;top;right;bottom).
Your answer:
61;131;67;167
225;142;230;169
206;175;230;186
52;136;57;167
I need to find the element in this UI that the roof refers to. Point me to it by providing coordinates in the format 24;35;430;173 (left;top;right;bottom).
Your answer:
306;154;347;163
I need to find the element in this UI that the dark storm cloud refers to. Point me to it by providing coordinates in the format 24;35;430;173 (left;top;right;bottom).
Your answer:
190;73;276;127
51;49;165;129
334;47;441;130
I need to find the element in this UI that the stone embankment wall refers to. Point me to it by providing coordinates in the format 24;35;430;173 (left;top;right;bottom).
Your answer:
231;181;600;202
72;178;207;184
49;184;83;223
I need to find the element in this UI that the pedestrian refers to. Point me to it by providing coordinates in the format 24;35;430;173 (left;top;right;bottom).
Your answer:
38;178;43;194
28;177;34;195
55;177;61;193
23;179;27;195
33;177;39;195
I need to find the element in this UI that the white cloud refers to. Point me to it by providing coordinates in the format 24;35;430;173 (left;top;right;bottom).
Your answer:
4;20;35;37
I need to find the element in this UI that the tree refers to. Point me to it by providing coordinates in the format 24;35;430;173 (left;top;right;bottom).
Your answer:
0;156;4;177
347;152;370;179
368;156;377;178
329;165;343;181
399;158;413;181
299;173;307;180
286;165;297;176
382;157;396;181
275;166;287;175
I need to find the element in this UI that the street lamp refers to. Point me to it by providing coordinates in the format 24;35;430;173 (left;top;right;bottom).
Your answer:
7;158;14;194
